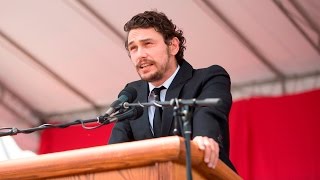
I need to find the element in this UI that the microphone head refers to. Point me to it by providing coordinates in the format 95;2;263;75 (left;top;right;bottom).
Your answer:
118;86;137;103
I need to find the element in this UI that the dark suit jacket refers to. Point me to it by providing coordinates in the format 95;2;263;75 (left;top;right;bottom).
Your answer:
109;59;236;171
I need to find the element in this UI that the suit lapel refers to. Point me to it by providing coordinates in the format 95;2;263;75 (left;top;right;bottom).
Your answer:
130;82;154;138
161;60;193;136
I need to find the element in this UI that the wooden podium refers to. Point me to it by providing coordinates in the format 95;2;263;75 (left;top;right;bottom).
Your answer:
0;136;241;180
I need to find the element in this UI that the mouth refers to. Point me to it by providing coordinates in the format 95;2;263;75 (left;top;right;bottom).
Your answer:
140;63;153;69
137;60;156;70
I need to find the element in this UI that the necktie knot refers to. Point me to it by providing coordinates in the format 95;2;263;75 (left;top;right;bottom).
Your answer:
152;86;166;101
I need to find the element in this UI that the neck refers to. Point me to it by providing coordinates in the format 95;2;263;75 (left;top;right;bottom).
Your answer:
152;63;178;87
152;66;180;88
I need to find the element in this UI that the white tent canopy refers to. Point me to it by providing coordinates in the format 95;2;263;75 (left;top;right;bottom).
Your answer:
0;0;320;152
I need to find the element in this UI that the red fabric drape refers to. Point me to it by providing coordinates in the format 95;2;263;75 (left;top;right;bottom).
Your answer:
230;89;320;180
39;89;320;179
38;123;114;153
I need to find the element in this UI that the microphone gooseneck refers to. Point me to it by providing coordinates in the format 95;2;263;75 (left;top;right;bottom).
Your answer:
103;106;144;123
123;98;222;108
103;86;137;117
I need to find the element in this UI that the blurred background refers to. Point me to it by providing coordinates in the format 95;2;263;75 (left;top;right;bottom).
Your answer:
1;0;320;179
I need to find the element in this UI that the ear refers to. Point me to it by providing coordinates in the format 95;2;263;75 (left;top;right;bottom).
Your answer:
169;37;180;56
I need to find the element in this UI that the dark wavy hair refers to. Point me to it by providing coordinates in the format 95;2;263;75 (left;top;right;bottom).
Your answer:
124;10;186;64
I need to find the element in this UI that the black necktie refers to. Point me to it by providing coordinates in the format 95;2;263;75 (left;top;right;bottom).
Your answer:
152;86;166;137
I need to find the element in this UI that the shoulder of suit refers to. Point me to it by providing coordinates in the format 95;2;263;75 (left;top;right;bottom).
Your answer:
195;64;229;76
180;59;228;74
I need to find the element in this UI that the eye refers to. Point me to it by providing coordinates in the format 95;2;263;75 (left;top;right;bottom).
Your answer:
144;41;153;47
129;45;137;52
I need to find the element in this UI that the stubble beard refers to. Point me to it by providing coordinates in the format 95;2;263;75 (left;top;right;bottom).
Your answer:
138;58;169;83
137;48;170;83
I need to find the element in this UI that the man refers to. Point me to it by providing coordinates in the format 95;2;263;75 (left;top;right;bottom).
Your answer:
109;10;236;171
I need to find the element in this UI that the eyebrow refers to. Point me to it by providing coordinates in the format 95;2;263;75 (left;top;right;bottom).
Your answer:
128;38;153;47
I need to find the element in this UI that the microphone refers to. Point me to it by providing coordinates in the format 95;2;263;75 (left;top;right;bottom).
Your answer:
105;106;144;123
103;86;137;117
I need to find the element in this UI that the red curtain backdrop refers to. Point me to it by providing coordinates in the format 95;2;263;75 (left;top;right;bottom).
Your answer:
38;123;114;153
39;89;320;179
229;89;320;180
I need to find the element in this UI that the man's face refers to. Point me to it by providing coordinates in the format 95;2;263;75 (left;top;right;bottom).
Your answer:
127;28;178;86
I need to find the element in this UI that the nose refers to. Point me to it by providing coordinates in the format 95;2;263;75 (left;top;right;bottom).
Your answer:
134;47;147;65
136;46;147;59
